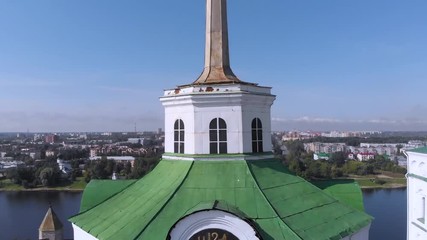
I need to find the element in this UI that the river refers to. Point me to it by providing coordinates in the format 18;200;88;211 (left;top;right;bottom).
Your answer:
0;188;406;240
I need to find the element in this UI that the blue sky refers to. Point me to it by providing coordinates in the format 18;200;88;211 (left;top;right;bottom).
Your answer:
0;0;426;132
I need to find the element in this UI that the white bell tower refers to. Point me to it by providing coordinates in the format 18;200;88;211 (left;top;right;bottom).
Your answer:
406;148;427;240
160;0;275;158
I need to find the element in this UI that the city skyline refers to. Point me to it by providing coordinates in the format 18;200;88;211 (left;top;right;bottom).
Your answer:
1;0;426;132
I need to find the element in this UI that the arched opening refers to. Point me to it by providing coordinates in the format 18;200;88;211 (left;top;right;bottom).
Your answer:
251;118;263;153
209;118;227;154
168;210;259;240
174;119;185;153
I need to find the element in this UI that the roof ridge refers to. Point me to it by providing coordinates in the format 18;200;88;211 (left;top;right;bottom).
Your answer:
244;160;304;240
133;160;195;240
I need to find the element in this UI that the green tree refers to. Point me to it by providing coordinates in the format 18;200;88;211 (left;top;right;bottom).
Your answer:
330;152;346;167
39;167;60;187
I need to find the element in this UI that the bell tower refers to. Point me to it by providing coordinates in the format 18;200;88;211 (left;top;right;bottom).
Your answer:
70;1;373;239
160;0;275;159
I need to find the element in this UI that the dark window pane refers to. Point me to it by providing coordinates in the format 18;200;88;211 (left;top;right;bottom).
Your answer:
219;143;227;154
180;143;184;153
180;130;184;141
174;120;179;129
210;143;218;154
257;119;262;128
219;130;227;141
252;119;257;128
209;119;217;129
210;130;217;141
174;143;178;153
258;130;263;140
258;142;263;153
252;142;258;153
174;131;179;141
252;130;257;140
219;118;226;129
179;120;184;129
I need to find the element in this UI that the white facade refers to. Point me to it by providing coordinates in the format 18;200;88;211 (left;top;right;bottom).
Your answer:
72;224;98;240
406;150;427;240
160;83;275;155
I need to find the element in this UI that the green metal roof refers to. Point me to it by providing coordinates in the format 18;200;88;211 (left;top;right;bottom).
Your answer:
79;179;136;212
311;180;366;212
408;147;427;154
69;159;372;240
316;152;330;157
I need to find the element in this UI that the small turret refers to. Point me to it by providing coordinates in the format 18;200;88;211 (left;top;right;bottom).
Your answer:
39;205;63;240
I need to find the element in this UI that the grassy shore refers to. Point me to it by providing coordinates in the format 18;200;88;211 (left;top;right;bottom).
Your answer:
0;177;87;191
350;171;406;189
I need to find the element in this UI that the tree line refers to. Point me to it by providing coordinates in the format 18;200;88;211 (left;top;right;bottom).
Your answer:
278;140;406;181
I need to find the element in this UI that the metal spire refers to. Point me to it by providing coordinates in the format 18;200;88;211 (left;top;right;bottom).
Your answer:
193;0;241;84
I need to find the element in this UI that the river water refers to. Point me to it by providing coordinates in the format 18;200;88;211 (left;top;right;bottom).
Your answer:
0;188;406;240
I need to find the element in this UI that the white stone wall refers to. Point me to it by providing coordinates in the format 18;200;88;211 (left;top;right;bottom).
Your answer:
39;230;63;240
407;151;427;240
72;224;98;240
161;84;275;155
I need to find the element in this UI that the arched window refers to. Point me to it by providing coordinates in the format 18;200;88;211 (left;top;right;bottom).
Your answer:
209;118;227;154
174;119;184;153
252;118;263;153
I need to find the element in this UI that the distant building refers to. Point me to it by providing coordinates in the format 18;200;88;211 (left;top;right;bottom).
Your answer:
357;153;375;161
89;148;98;158
45;150;56;158
45;134;59;144
406;147;427;240
314;152;329;161
89;156;135;167
304;142;346;154
127;138;147;145
396;156;407;168
57;158;72;175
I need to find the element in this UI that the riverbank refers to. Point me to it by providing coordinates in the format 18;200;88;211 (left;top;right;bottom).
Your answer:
0;177;86;192
351;171;406;189
1;171;407;191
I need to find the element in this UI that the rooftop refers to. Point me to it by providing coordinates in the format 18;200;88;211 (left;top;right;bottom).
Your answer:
70;158;371;240
408;146;427;154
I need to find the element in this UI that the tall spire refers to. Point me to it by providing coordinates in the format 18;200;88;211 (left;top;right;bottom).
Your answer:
39;206;64;240
193;0;241;84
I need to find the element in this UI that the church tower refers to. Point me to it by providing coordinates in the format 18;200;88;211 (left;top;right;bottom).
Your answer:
70;1;372;239
406;147;427;240
160;0;275;158
39;206;63;240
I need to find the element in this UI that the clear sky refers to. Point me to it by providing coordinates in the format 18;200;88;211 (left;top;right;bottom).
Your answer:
0;0;426;132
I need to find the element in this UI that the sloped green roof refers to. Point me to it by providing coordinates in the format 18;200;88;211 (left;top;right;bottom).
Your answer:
408;147;427;154
79;179;136;212
311;179;366;212
70;158;371;240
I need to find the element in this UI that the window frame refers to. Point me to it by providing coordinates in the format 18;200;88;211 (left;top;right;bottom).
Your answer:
209;118;227;154
174;119;185;154
251;118;263;153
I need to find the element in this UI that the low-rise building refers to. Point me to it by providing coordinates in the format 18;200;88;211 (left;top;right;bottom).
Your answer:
357;153;375;161
89;156;135;167
313;152;329;161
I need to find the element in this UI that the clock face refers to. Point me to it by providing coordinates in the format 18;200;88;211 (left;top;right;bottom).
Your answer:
189;228;239;240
